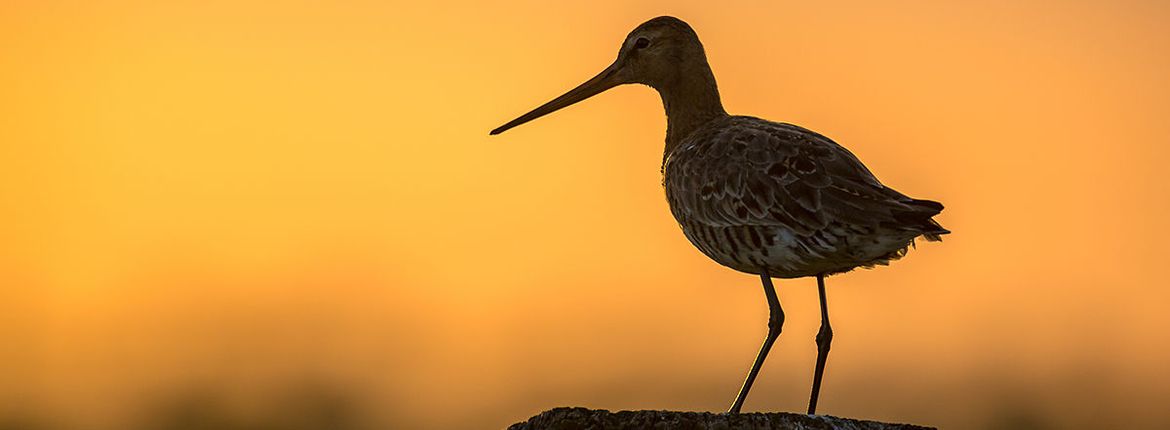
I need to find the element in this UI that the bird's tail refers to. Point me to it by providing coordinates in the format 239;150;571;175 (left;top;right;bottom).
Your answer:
921;219;950;242
897;199;950;242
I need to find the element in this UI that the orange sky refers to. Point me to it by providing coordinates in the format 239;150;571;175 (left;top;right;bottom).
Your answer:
2;1;1169;429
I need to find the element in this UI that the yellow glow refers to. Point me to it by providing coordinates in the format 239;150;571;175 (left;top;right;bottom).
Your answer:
2;1;1169;429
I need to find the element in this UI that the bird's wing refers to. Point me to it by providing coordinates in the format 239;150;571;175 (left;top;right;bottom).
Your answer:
665;117;941;236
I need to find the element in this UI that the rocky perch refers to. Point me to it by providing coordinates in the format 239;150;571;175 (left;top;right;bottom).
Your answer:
508;407;935;430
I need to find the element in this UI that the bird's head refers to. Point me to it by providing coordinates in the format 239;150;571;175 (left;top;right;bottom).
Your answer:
612;16;708;89
490;16;709;135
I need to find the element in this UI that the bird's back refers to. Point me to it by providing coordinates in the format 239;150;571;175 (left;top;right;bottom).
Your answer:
663;116;948;278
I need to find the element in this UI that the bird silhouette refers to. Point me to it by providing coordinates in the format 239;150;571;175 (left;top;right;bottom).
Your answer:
491;16;948;415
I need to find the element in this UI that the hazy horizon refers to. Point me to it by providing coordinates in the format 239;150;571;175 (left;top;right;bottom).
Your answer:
3;1;1169;429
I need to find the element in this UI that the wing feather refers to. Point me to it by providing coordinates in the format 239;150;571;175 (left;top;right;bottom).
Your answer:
665;116;943;237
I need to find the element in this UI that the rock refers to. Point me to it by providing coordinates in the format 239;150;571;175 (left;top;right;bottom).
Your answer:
507;407;935;430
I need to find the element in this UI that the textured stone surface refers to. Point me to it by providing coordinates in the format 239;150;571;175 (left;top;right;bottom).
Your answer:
507;407;935;430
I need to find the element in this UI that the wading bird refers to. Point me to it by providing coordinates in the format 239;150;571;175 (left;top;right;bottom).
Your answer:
490;16;947;415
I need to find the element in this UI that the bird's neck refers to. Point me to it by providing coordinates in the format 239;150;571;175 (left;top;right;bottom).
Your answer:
658;64;727;163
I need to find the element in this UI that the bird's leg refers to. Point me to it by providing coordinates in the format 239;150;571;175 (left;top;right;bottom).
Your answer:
728;271;783;414
807;274;833;415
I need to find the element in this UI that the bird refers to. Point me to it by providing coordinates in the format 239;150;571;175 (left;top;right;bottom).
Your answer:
490;16;948;416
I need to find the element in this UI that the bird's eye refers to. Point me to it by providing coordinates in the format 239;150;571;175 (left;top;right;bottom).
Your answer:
633;37;650;49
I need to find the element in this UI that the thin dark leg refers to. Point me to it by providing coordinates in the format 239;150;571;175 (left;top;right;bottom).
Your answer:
728;271;783;414
807;274;833;415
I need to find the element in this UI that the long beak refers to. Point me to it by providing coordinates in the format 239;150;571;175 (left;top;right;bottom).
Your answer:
490;62;622;135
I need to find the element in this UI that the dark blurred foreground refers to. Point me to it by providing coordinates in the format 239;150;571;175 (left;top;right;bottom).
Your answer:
0;383;387;430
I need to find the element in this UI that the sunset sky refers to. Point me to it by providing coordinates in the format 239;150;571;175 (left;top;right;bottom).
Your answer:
2;1;1169;429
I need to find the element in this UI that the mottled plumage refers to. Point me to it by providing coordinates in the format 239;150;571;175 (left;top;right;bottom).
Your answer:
664;116;948;278
491;15;948;416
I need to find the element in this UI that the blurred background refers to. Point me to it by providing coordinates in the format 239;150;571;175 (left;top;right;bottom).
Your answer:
2;1;1169;429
